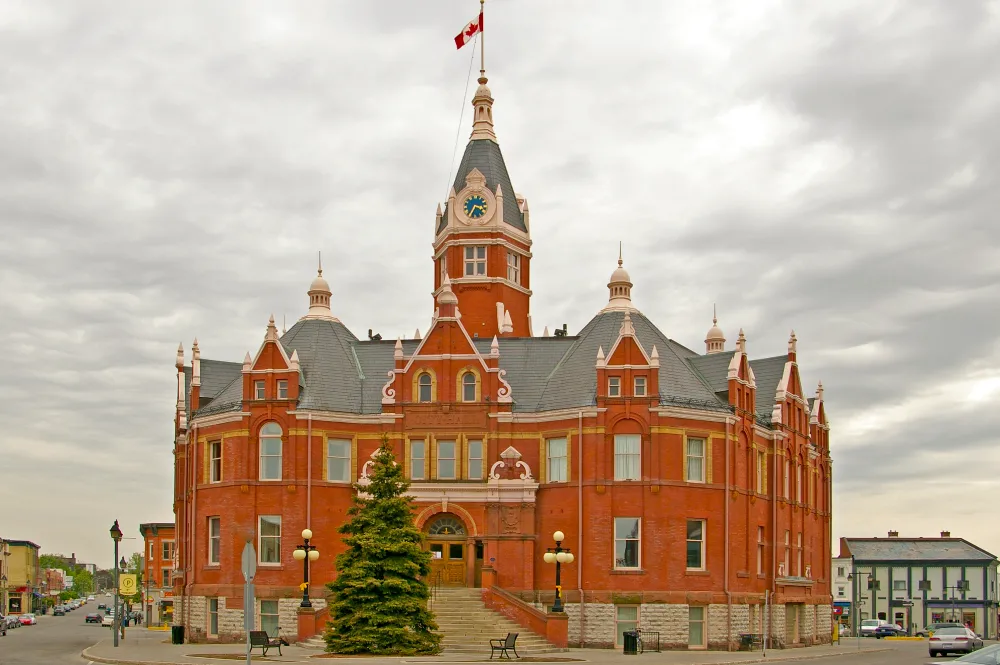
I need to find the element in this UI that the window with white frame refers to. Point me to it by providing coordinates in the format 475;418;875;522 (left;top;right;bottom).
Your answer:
614;517;640;569
277;379;288;399
689;606;706;647
208;597;219;636
608;377;621;397
837;566;845;577
615;606;638;647
756;527;765;575
439;256;447;282
506;251;520;284
410;439;426;480
461;372;477;402
437;440;456;479
209;440;222;483
686;437;705;482
260;599;279;637
162;541;175;561
259;515;281;564
149;542;155;558
465;245;486;276
254;380;265;400
467;439;483;480
686;520;705;570
837;586;845;597
327;438;351;482
893;580;907;591
614;434;640;480
259;423;282;480
208;517;221;565
756;450;766;493
417;373;432;402
546;437;567;483
634;376;647;397
162;568;171;588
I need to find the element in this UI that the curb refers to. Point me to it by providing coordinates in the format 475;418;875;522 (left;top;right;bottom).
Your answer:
667;647;894;665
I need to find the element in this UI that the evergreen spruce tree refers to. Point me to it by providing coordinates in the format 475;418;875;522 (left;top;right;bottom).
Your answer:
325;435;441;655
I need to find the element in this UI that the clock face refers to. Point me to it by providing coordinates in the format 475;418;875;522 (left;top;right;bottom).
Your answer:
463;195;488;219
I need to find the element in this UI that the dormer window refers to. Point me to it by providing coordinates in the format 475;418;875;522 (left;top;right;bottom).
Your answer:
634;376;646;397
608;377;621;397
417;373;432;402
277;380;288;399
462;372;477;402
254;380;265;400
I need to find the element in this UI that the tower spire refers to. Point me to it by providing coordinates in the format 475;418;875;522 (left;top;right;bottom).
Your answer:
480;0;486;78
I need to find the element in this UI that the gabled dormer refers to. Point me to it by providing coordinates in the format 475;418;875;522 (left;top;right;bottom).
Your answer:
598;311;659;400
773;331;809;434
727;329;757;415
810;381;830;452
242;314;300;404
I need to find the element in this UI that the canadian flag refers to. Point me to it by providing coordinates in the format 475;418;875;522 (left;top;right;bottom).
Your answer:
455;12;483;49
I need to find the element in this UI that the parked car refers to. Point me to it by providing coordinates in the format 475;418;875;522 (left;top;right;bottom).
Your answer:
4;614;19;629
918;622;963;638
860;619;887;637
874;623;905;638
101;614;114;627
53;606;66;616
85;613;103;624
19;614;37;626
0;614;6;636
938;644;1000;665
929;626;984;657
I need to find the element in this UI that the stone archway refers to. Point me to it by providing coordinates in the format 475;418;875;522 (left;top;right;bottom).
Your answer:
425;513;469;587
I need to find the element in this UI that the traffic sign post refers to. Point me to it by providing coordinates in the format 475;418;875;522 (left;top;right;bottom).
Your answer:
242;542;256;665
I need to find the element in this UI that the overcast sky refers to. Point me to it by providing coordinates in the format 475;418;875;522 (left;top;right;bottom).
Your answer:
1;1;998;569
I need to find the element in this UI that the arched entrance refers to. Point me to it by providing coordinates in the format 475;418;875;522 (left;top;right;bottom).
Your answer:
425;514;468;587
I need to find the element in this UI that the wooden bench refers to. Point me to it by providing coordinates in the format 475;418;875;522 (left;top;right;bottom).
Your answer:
249;630;282;657
739;633;763;651
490;632;519;659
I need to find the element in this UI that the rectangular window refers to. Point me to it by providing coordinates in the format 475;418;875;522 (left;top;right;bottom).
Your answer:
506;251;520;283
614;517;640;569
918;580;932;591
259;437;282;481
276;380;288;399
208;598;219;636
809;470;816;506
796;464;803;502
464;245;486;276
326;439;351;482
686;437;705;483
634;376;647;397
208;517;221;565
893;580;907;591
546;437;568;483
796;533;803;575
837;566;845;577
756;527;765;575
162;541;175;561
686;519;705;570
260;600;279;638
437;440;456;480
783;531;790;575
259;515;281;564
209;440;222;483
162;568;171;588
689;606;706;648
756;451;765;493
837;586;845;597
149;542;155;559
411;439;426;480
784;459;790;499
254;380;265;399
439;256;447;283
467;439;483;480
614;434;640;480
608;377;621;397
615;606;638;647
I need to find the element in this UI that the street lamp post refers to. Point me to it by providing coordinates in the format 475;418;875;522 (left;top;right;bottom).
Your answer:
542;531;575;613
110;520;123;648
292;530;319;608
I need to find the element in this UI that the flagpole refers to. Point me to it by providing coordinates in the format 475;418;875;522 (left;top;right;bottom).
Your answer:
480;0;485;76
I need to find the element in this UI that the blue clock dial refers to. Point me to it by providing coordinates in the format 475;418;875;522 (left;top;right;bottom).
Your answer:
463;195;488;219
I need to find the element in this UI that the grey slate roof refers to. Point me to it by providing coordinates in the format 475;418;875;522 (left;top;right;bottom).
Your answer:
437;139;527;235
688;351;735;395
190;311;757;418
749;356;787;417
845;538;997;562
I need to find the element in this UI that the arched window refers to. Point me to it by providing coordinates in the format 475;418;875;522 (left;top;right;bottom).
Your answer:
259;422;282;481
427;515;466;536
418;373;432;402
462;372;477;402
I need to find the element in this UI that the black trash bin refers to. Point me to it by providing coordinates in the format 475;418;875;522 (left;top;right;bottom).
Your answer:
171;625;185;645
623;630;638;655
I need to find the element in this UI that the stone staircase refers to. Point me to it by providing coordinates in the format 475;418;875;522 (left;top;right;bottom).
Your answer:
430;587;562;655
298;634;326;650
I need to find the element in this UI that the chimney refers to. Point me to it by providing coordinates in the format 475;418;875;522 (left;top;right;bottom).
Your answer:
941;530;951;538
888;531;899;538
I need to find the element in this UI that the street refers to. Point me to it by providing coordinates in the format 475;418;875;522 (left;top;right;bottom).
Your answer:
0;606;115;665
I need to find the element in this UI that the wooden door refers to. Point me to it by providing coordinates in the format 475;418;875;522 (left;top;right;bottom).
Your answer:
429;541;466;586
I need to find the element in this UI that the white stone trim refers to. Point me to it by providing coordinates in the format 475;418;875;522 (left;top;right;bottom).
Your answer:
190;412;251;428
492;407;603;423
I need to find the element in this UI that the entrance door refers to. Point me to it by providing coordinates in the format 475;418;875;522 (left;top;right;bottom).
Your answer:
426;514;468;587
474;541;484;588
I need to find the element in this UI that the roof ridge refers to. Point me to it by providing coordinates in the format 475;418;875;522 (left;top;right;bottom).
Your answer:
632;311;724;405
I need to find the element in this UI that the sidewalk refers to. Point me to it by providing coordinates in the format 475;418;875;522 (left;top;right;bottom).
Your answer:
82;629;891;665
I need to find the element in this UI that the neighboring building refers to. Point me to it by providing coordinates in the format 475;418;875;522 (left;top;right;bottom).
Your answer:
839;533;999;638
3;540;41;614
139;523;176;625
831;555;855;629
42;568;66;603
170;71;834;649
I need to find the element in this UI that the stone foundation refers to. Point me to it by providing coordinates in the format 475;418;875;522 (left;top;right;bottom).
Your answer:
175;595;327;643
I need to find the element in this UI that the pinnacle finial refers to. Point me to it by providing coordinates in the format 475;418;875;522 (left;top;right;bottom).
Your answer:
618;241;623;267
817;380;824;400
317;251;323;277
788;329;798;355
713;303;717;325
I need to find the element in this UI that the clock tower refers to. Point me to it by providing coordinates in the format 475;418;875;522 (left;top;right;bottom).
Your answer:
432;74;532;338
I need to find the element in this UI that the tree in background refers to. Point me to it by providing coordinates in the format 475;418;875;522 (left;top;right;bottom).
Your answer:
324;435;440;655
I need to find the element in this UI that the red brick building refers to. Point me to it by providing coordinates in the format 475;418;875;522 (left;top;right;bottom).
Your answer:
139;522;175;626
171;74;833;649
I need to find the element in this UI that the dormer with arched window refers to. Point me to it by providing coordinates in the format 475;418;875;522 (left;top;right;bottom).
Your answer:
412;370;437;403
457;368;481;402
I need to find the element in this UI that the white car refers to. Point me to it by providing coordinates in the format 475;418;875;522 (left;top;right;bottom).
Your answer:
859;619;886;637
102;614;114;627
87;596;95;601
